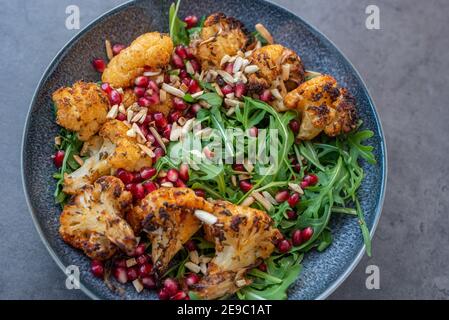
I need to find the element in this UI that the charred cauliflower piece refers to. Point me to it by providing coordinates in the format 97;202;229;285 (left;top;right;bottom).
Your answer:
102;32;173;88
192;201;282;300
284;75;357;140
63;120;152;194
248;44;305;93
59;176;137;260
194;13;248;69
130;188;213;274
52;81;109;141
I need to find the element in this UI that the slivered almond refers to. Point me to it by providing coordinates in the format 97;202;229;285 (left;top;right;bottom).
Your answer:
106;104;118;120
271;88;283;100
132;279;144;293
185;61;195;74
199;36;216;46
225;92;235;99
282;64;291;81
238;174;251;180
191;90;204;99
54;136;61;146
127;109;134;122
138;143;155;158
255;23;274;44
262;191;278;205
288;182;304;195
216;70;235;84
161;83;185;98
149;127;166;152
252;191;273;211
244;50;253;57
161;182;174;187
185;262;201;273
105;39;113;60
131;108;147;123
178;117;187;126
220;54;231;66
170;122;182;141
199;256;212;264
243;159;254;173
194;210;217;225
159;89;167;103
226;106;235;116
118;104;126;114
224;98;242;108
200;263;208;275
126;128;136;138
126;258;137;268
244;65;260;74
212;83;224;97
189;250;200;264
155;75;164;84
233;56;244;74
240;73;248;83
231;175;237;187
73;155;84;166
241;196;255;207
143;69;161;77
132;123;146;141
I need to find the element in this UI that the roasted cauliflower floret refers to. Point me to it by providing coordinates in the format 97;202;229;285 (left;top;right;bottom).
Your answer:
63;120;152;194
192;201;282;300
102;32;173;88
59;176;137;260
130;188;213;274
52;81;109;141
247;44;305;93
284;75;357;140
194;13;248;69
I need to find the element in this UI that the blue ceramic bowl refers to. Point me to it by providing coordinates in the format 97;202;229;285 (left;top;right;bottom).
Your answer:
22;0;386;300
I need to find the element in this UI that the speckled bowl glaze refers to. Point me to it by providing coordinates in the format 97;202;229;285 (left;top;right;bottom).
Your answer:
22;0;386;300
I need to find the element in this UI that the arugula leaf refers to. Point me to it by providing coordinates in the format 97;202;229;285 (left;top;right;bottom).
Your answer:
169;0;189;46
198;92;223;107
252;31;269;46
187;15;205;38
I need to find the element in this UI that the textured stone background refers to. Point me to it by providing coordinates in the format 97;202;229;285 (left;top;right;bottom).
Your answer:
1;0;448;299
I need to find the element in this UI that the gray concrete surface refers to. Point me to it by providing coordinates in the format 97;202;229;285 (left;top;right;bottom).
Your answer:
0;0;448;299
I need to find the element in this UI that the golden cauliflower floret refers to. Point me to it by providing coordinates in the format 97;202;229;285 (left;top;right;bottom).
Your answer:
52;81;109;141
324;88;358;137
59;176;137;260
247;44;305;93
122;88;137;108
194;13;248;69
102;32;173;88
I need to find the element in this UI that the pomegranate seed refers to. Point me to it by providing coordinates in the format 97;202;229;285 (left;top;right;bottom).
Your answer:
134;76;149;88
112;43;126;55
163;278;179;296
300;181;309;189
91;260;104;278
136;254;150;265
138;97;151;107
131;183;145;200
175;45;188;59
153;147;165;162
170;291;187;300
301;227;314;242
116;113;126;121
185;273;200;287
184;15;198;28
167;169;179;182
133;243;146;257
147;80;159;92
221;84;234;95
108;90;122;105
179;164;189;182
139;124;149;137
132;172;143;183
127;267;139;281
172;53;185;68
161;124;171;140
239;180;253;193
175;179;187;187
194;189;206;198
143;181;157;194
233;163;245;171
113;267;128;284
133;86;146;97
293;163;301;172
158;177;169;184
173;97;188;111
153;112;168;129
288;192;300;207
292;229;303;246
115;259;126;268
191;103;202;114
158;288;170;300
125;183;133;191
225;62;234;74
141;276;157;289
275;190;289;203
277;239;291;253
53;150;65;167
146;133;156;146
116;169;133;184
249;127;258;137
304;174;319;186
92;58;106;72
100;82;112;94
286;210;297;220
190;59;200;73
142;114;153;125
147;93;160;105
138;263;153;276
260;89;272;102
289;119;300;134
235;82;246;98
140;167;156;180
188;79;200;93
179;69;189;79
184;240;197;252
258;263;267;272
185;47;195;59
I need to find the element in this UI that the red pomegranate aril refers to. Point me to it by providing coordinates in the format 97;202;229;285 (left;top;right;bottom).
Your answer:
286;210;297;220
53;150;65;168
249;127;258;137
134;76;149;88
167;169;179;182
100;82;112;94
153;147;165;162
221;84;234;95
181;77;191;87
132;172;143;183
116;169;134;184
225;62;234;74
146;133;156;145
175;179;187;188
184;15;198;28
147;80;159;92
112;43;126;55
304;174;319;186
143;181;157;194
191;103;202;114
258;263;267;272
153;112;168;129
185;47;195;59
292;229;303;246
138;97;151;107
239;180;253;193
278;239;292;253
194;189;206;198
136;254;150;265
92;58;106;72
171;291;187;300
148;93;161;105
114;259;126;268
116;113;126;121
175;45;188;59
173;97;188;111
288;192;300;207
131;183;145;200
275;190;290;203
133;243;146;257
158;288;170;300
108;90;122;105
91;260;104;278
293;163;301;172
289;119;300;134
113;267;128;284
163;124;172;140
125;183;134;191
190;59;200;73
142;114;153;125
300;180;309;189
188;79;200;93
260;89;272;102
232;163;245;171
184;240;197;252
172;53;185;68
179;164;189;182
179;69;189;79
138;263;153;277
163;278;179;296
134;86;146;97
185;273;200;287
140;167;156;180
127;267;139;281
141;276;157;289
301;227;314;242
235;82;246;98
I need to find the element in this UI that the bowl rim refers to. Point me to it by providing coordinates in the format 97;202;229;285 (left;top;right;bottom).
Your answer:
21;0;387;300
